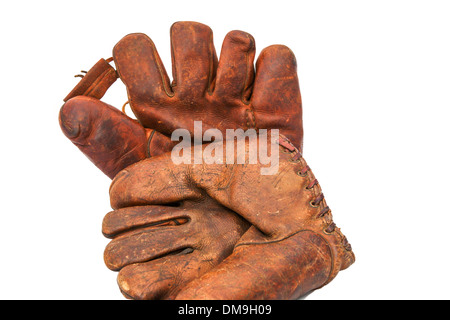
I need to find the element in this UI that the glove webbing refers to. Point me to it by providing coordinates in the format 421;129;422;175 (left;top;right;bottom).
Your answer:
64;58;118;102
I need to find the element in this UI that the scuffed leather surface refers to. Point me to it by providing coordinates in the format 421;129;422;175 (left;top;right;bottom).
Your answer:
59;21;304;181
64;58;118;102
106;135;354;300
59;21;353;300
103;200;249;300
59;96;149;179
113;22;302;150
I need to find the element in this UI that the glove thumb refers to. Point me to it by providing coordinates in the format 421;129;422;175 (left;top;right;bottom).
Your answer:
59;96;149;179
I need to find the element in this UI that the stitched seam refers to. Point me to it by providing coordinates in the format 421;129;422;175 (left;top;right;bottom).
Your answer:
207;30;214;95
245;107;257;130
307;231;336;288
235;229;336;288
241;49;250;105
113;51;135;122
241;37;257;130
235;229;308;247
146;130;156;157
170;24;177;90
149;38;174;98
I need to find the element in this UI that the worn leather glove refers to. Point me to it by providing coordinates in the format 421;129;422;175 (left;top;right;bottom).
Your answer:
59;21;302;179
59;21;352;300
105;134;355;300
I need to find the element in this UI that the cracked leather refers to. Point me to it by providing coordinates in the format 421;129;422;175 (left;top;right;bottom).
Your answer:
106;134;354;299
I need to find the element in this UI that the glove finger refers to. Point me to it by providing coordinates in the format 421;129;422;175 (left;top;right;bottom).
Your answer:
102;205;190;239
59;96;149;179
117;252;210;300
213;30;255;102
109;155;200;210
250;45;303;149
175;229;332;300
251;45;301;109
170;21;218;98
104;217;194;271
113;33;173;114
115;205;248;300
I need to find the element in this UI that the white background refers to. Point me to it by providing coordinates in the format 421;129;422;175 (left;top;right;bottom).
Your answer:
1;0;449;300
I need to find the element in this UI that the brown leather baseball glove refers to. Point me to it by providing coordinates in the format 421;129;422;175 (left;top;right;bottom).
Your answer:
59;21;353;299
105;134;354;300
59;21;302;179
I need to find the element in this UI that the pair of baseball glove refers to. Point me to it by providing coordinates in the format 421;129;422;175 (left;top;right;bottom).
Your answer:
59;21;355;300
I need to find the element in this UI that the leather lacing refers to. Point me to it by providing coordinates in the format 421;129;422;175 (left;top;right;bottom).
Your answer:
277;136;352;251
74;58;114;79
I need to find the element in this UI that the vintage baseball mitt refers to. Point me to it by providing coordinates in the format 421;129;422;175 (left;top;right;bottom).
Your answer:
105;133;355;300
59;21;302;179
59;21;353;299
